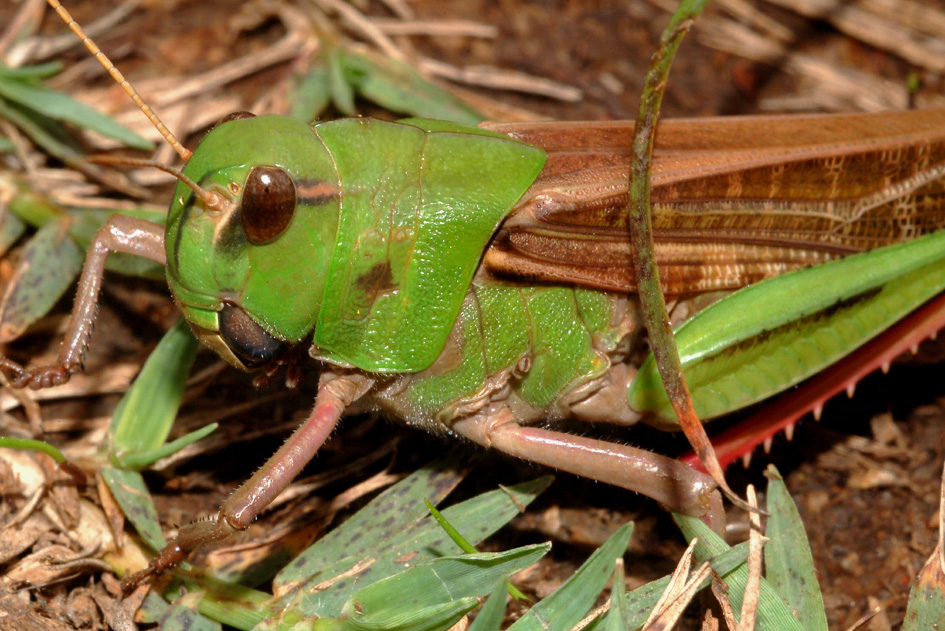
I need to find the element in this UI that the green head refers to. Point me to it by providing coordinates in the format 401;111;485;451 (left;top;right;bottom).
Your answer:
165;114;342;370
164;114;545;375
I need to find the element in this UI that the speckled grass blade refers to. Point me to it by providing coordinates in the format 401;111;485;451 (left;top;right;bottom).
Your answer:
0;177;167;341
764;465;828;631
167;470;551;631
274;465;551;617
0;217;82;342
902;462;945;629
0;207;25;256
137;590;222;631
338;545;550;631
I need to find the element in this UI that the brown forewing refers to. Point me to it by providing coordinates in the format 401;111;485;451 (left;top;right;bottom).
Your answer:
481;108;945;294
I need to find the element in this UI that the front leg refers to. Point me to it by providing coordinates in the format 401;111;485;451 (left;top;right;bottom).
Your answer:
121;371;374;592
451;406;723;524
0;215;166;389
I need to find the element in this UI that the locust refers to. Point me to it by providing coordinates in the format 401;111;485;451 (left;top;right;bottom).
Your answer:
2;0;945;590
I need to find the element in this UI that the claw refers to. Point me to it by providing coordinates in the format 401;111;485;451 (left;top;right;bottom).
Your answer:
9;365;73;390
0;357;26;380
121;541;185;594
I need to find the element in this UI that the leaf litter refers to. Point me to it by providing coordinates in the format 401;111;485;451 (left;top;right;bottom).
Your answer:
0;0;945;629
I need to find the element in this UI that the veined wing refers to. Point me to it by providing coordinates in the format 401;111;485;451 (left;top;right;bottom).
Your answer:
481;108;945;294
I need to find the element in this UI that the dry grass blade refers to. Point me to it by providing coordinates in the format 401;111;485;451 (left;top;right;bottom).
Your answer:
762;0;945;71
686;11;909;111
0;0;47;60
370;18;498;39
418;58;582;101
6;0;143;65
650;0;945;111
314;0;408;62
841;606;881;631
701;610;720;631
712;574;738;630
940;460;945;575
737;485;764;631
87;33;302;152
642;539;713;631
0;373;43;435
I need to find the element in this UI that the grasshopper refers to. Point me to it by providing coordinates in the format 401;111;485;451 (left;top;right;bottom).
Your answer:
2;0;944;589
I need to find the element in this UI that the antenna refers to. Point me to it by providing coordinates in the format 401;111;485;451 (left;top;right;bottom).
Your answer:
90;156;226;212
46;0;193;161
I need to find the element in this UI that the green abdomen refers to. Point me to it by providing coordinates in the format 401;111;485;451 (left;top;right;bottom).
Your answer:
373;281;635;431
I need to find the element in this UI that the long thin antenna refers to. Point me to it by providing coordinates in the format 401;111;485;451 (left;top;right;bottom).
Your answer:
90;155;225;212
46;0;193;162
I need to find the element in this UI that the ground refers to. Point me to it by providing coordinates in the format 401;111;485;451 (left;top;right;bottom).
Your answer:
1;0;945;629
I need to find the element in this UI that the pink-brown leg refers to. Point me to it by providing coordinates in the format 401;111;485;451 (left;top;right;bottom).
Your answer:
121;371;374;592
452;407;721;518
0;215;166;390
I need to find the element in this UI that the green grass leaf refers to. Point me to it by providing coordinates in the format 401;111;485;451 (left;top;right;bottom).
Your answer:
110;319;199;466
0;437;69;463
509;522;634;631
340;545;549;631
0;75;151;149
764;465;828;631
604;561;627;631
0;218;82;342
673;512;804;631
902;544;945;630
275;467;550;618
101;465;165;551
466;580;509;631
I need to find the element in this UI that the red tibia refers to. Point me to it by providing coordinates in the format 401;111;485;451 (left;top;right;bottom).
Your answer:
680;291;945;471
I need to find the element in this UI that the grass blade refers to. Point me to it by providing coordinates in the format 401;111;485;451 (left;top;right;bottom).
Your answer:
340;545;549;631
509;522;634;631
467;579;509;631
100;466;164;551
0;75;151;149
277;473;550;617
673;512;804;631
764;465;828;631
110;319;199;466
273;451;469;593
604;560;627;631
0;218;82;342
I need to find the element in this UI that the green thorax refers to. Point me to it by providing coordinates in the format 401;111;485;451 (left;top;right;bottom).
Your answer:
403;281;624;420
310;118;546;372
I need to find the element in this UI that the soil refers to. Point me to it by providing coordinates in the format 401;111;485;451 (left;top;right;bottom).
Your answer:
1;1;945;630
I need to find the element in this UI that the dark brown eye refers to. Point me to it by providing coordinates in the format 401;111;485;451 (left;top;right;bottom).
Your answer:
214;111;256;127
218;303;285;369
241;166;296;245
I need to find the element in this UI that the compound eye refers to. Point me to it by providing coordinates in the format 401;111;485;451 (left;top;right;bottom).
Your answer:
218;303;285;369
240;166;297;245
214;111;256;127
